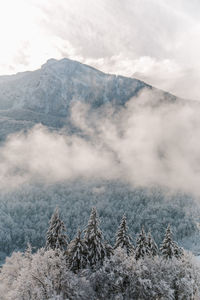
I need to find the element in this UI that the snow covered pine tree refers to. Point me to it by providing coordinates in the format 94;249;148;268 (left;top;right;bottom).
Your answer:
45;207;68;251
135;227;150;260
147;231;158;257
67;229;88;272
114;214;134;255
84;207;112;267
160;224;183;259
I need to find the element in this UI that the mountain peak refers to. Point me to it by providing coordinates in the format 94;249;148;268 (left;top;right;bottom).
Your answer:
42;57;84;68
42;58;58;67
0;57;177;139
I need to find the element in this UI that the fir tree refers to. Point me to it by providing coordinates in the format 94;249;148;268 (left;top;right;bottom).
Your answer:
160;225;174;259
160;224;183;259
147;231;158;257
173;242;184;259
45;207;68;251
135;227;150;260
67;229;88;272
84;207;107;267
114;214;134;255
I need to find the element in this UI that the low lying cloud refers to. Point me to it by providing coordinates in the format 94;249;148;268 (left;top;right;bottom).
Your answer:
0;124;117;187
1;89;200;196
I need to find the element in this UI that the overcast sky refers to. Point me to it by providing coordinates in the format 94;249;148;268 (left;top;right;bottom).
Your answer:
0;0;200;100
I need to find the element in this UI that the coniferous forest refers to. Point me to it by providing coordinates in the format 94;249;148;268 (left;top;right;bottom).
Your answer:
1;207;200;300
0;180;199;265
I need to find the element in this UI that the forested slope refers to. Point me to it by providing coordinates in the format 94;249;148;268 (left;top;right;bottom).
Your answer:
0;180;199;264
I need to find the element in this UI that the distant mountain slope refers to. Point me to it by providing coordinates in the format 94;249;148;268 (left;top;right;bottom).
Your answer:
0;58;177;139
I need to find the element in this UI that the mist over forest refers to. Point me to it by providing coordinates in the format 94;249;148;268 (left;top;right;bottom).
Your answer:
1;68;200;264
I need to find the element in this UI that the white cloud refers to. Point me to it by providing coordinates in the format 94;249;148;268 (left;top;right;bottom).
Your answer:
1;90;200;196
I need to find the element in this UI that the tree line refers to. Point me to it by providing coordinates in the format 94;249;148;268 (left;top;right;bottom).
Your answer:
0;206;199;300
0;181;198;265
46;207;184;272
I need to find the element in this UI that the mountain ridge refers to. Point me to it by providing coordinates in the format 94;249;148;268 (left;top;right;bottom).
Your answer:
0;57;177;140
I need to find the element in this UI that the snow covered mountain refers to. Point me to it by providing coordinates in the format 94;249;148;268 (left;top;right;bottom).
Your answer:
0;58;176;140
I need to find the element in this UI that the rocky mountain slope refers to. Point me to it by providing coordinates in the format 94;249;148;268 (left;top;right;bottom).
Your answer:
0;58;176;140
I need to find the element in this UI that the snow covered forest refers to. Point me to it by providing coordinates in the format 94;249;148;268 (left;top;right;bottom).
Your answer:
1;207;200;300
1;180;200;265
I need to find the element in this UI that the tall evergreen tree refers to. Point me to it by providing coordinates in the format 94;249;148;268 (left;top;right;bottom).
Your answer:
67;229;88;272
45;207;68;251
147;231;158;257
84;207;108;267
173;242;184;259
114;214;134;255
135;227;150;260
160;224;183;259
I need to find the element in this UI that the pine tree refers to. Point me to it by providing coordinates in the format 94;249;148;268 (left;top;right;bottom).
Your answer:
160;224;183;259
114;214;134;255
67;229;88;272
84;207;108;267
160;224;174;259
45;207;68;251
135;227;150;260
147;231;158;257
173;241;184;259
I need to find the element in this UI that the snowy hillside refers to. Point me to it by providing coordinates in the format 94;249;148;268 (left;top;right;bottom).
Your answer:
0;58;148;112
0;58;177;140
